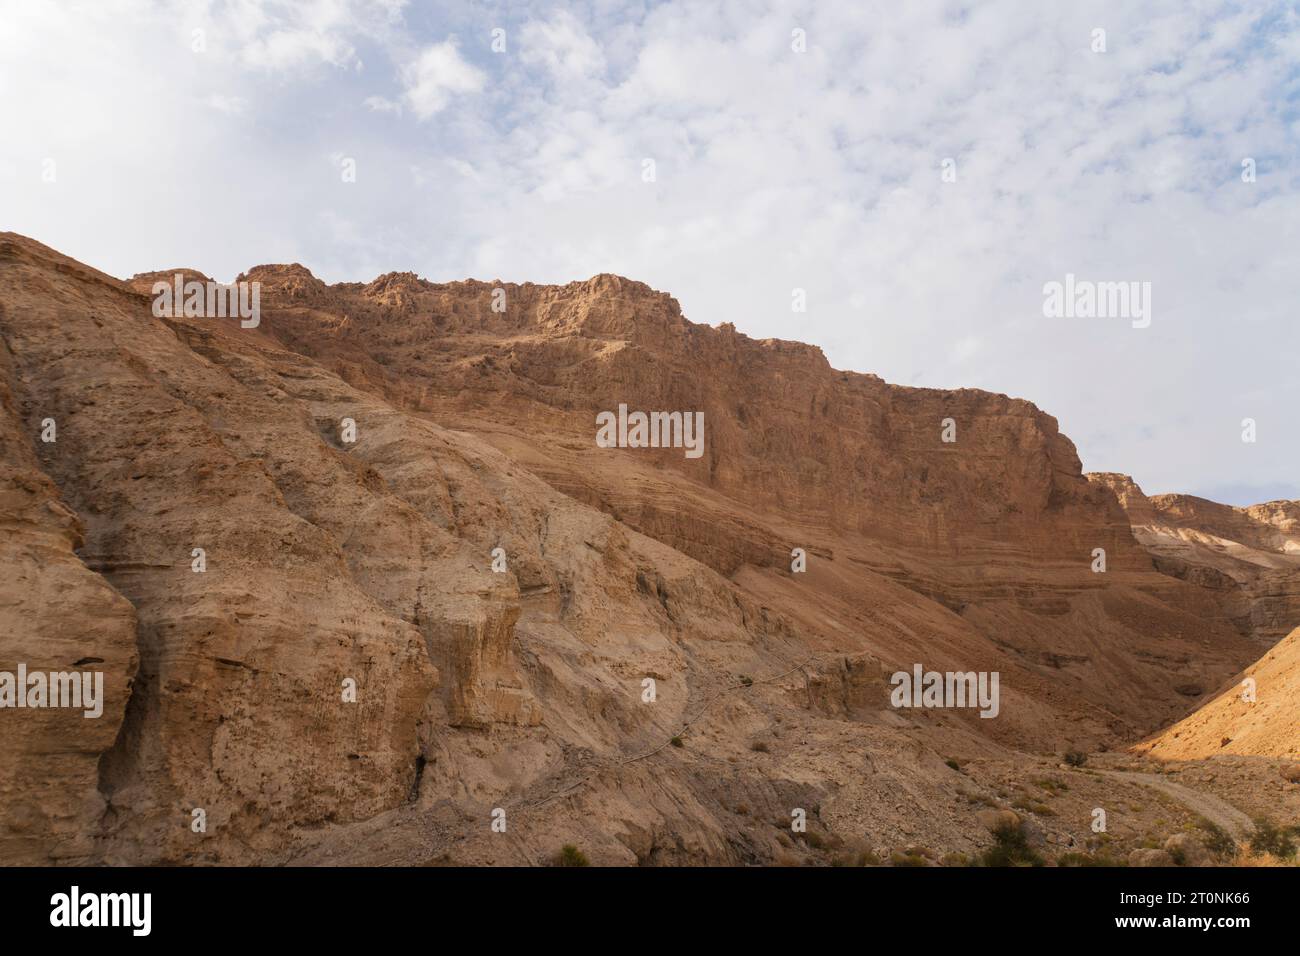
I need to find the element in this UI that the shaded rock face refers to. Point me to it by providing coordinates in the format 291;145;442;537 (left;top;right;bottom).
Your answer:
0;346;138;864
1088;473;1300;645
2;237;438;864
0;232;1291;866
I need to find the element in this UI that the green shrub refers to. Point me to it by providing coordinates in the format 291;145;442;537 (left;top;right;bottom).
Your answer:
1250;818;1297;860
554;844;590;867
1011;796;1053;816
979;821;1044;867
1057;850;1125;867
803;831;843;851
1196;818;1237;859
1064;751;1088;768
890;850;928;867
833;845;882;867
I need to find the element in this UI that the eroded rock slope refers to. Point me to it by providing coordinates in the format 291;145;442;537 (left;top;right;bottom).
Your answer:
1;234;1292;865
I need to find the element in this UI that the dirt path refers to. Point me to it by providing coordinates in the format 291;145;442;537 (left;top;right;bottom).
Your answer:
1100;770;1255;844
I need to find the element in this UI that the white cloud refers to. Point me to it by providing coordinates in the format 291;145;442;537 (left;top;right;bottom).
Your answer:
520;11;605;81
224;0;405;72
1;0;1297;504
206;94;248;115
400;38;484;120
364;94;402;114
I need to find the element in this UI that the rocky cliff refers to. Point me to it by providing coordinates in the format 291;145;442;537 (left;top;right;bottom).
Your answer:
1087;472;1300;645
1;233;1294;866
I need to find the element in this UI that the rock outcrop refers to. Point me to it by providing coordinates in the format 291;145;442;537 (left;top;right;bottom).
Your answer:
0;326;138;864
1;232;1294;866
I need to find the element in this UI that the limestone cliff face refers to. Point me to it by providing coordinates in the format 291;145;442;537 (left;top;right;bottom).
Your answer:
1088;473;1300;645
254;269;1139;573
250;262;1261;741
0;332;138;864
2;237;438;864
1;233;1291;866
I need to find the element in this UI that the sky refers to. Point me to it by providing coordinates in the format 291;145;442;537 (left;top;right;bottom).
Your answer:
1;0;1297;505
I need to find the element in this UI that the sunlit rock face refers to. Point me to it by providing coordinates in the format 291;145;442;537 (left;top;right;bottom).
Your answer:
1;232;1290;866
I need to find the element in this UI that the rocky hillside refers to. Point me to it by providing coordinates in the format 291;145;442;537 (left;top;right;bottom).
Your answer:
1132;626;1299;761
1;233;1293;866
